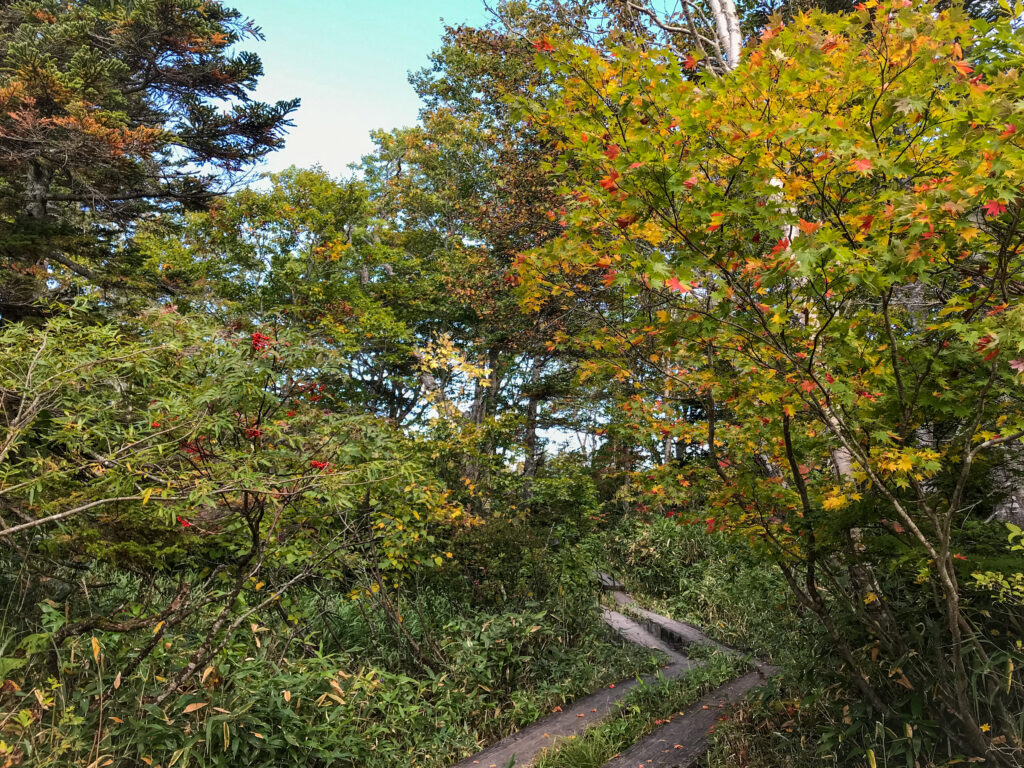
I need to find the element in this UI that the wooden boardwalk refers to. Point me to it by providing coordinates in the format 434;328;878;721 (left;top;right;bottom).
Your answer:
449;576;777;768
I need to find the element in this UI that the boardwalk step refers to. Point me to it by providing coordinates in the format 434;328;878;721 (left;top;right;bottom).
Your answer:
596;571;626;591
627;604;733;655
601;608;691;666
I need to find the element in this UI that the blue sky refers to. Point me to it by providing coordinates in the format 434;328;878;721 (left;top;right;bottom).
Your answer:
242;0;491;176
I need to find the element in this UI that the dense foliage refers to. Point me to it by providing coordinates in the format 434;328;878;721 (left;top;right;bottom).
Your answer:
518;1;1024;763
2;0;1023;766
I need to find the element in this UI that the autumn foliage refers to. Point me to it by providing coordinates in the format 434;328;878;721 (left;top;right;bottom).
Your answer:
519;2;1024;761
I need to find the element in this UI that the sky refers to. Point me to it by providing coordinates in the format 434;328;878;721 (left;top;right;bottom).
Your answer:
242;0;492;177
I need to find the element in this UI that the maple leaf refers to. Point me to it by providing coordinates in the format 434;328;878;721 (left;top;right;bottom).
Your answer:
602;269;618;287
599;169;620;191
849;157;873;175
799;380;817;393
951;60;973;76
629;161;645;169
1010;359;1024;375
605;143;621;160
683;175;699;190
707;212;724;232
771;237;790;255
615;213;638;229
797;218;821;234
532;38;554;53
683;53;699;70
1000;124;1018;139
983;200;1007;217
666;276;691;293
859;214;874;232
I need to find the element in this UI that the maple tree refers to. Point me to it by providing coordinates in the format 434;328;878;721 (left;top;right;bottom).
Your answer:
518;1;1024;761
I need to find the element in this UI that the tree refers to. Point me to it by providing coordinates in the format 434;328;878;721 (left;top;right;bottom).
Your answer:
138;166;444;424
0;0;298;318
519;2;1024;762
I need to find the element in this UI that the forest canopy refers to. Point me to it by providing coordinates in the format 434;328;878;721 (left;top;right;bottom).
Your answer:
1;1;1023;767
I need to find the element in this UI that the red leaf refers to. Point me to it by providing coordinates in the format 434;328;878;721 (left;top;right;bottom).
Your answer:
984;200;1007;217
796;219;821;234
849;157;873;175
605;143;621;160
666;276;691;293
1000;123;1018;139
599;169;620;191
615;213;638;229
683;53;699;70
799;380;817;393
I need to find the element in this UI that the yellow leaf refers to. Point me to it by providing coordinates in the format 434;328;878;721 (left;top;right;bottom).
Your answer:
823;493;848;511
91;636;101;663
153;621;164;635
182;702;207;714
141;487;154;506
864;592;878;605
